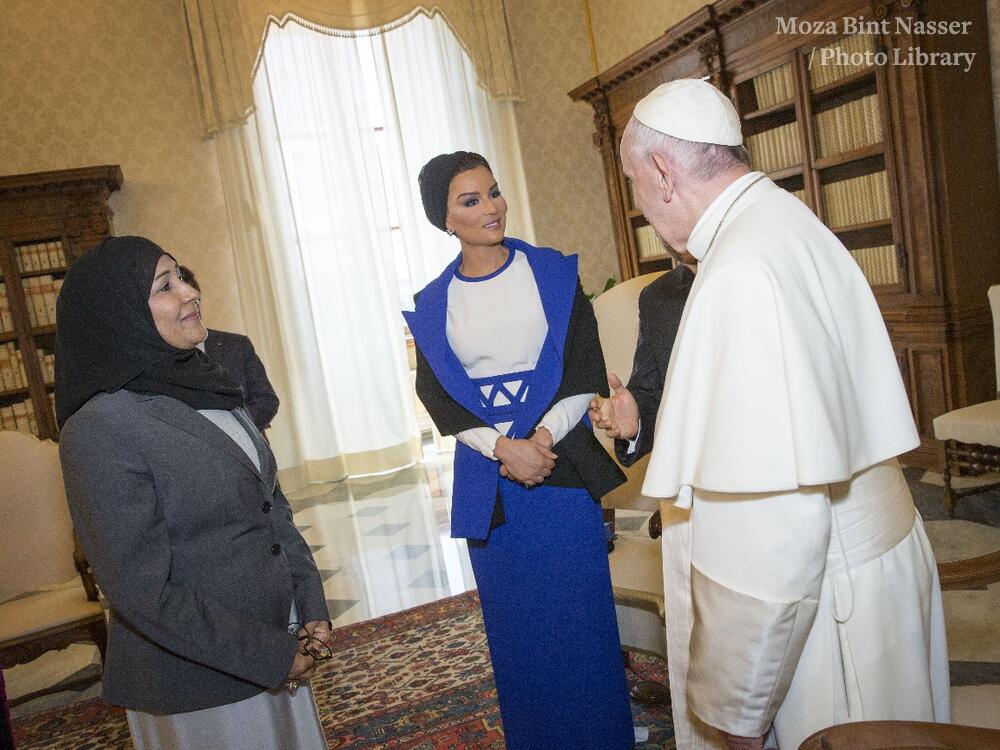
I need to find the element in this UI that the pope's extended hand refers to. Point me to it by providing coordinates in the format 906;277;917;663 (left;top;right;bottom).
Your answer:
589;373;639;440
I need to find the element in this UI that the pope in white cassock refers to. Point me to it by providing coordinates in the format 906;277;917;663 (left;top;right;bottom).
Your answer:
595;79;950;749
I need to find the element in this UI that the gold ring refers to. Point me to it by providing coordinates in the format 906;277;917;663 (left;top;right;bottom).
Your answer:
284;679;299;692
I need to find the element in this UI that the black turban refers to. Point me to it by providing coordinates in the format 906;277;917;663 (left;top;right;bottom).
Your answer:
418;151;492;232
55;236;244;427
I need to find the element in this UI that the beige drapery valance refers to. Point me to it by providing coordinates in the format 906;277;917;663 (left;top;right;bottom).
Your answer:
183;0;522;136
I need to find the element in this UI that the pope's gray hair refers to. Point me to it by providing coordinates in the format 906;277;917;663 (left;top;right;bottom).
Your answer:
621;117;751;182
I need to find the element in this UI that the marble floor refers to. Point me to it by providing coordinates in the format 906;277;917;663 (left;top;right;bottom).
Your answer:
283;447;474;627
6;450;1000;735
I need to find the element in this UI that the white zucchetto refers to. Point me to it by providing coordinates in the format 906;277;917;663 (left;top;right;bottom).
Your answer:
633;78;743;146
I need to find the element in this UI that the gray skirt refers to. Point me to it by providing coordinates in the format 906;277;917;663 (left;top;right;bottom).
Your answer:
126;684;327;750
126;602;328;750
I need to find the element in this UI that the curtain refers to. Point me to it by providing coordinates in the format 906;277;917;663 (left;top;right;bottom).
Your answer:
214;121;337;489
183;0;522;136
216;13;531;490
254;21;422;482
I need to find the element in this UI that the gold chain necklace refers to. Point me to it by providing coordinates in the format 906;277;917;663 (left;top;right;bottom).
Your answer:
703;174;768;257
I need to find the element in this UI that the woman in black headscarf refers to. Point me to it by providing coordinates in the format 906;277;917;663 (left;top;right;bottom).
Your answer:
56;236;330;750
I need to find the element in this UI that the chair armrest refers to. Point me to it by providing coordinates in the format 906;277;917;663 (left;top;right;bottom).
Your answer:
798;720;1000;749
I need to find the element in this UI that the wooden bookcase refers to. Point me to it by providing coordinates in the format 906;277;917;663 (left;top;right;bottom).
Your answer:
569;0;1000;469
0;166;123;439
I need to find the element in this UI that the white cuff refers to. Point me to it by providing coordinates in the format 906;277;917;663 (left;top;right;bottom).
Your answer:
626;420;642;454
456;427;502;459
537;392;594;445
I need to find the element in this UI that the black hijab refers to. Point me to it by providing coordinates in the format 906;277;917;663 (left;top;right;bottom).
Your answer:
417;151;492;231
55;236;244;427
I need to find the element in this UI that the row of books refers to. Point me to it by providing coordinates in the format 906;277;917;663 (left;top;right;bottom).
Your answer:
822;170;891;229
0;398;38;436
746;121;802;174
808;34;875;90
0;284;11;333
814;94;882;159
0;342;28;394
635;224;669;260
15;241;67;273
850;244;899;287
751;63;794;111
22;275;62;329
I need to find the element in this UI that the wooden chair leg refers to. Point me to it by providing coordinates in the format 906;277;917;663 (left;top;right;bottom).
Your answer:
630;680;671;706
943;441;958;517
89;620;107;663
622;649;671;706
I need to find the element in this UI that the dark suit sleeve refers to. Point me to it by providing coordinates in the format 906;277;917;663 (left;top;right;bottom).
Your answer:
240;338;280;431
270;483;329;625
59;411;299;690
552;282;613;403
541;281;625;498
615;285;663;467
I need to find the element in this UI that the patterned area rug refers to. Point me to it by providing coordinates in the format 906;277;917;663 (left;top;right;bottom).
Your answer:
14;591;675;749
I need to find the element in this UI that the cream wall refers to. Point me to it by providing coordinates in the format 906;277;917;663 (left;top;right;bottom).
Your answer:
507;0;703;292
0;0;243;333
505;0;618;296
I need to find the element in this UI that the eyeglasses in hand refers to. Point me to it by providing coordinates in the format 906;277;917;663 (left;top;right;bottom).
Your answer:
288;621;333;662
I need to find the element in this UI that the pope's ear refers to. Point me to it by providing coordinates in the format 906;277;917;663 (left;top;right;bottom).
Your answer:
650;151;674;203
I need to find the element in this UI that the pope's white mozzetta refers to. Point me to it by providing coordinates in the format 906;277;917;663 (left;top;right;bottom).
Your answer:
641;173;920;505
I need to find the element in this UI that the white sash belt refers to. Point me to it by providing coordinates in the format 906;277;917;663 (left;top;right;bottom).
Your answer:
825;459;915;580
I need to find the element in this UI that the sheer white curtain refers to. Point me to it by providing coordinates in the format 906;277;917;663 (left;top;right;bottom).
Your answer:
223;12;530;487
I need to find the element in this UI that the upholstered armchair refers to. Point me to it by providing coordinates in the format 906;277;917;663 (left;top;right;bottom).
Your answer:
0;431;105;707
932;285;1000;516
592;273;669;701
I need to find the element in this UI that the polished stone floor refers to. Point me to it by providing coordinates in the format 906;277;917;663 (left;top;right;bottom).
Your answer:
7;450;1000;733
283;448;474;627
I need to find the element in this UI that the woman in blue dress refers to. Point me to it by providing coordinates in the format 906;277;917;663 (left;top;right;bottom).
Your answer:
404;151;633;749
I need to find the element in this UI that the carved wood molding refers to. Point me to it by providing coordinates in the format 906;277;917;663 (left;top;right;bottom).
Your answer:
699;36;727;90
0;165;123;197
590;92;612;150
600;19;717;93
871;0;926;20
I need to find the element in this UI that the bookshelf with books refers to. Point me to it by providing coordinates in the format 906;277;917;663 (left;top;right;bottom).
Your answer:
623;179;678;274
0;165;122;439
570;0;1000;468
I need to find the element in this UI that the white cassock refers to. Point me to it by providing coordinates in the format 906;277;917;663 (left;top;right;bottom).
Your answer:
643;172;950;749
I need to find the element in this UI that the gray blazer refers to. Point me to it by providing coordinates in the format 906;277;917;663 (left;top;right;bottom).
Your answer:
59;389;329;715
